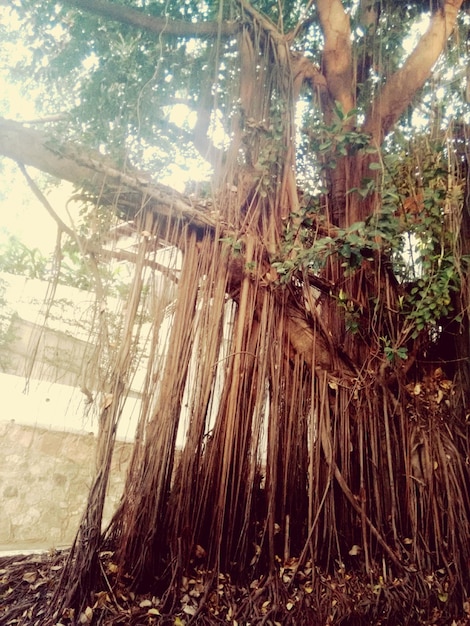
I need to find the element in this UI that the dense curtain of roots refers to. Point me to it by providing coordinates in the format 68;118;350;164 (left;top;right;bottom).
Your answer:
102;44;470;610
45;16;470;624
100;216;470;606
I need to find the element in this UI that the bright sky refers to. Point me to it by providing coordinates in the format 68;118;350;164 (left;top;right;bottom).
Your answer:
0;71;206;255
0;7;53;251
0;5;212;256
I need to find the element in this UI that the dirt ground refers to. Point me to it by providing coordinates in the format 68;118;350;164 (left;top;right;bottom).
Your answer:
2;549;470;625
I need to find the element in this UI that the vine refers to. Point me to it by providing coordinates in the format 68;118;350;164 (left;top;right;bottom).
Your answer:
270;134;463;354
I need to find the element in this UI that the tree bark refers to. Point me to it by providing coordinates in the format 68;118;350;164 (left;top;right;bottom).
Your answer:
316;0;355;116
363;0;464;144
0;118;216;233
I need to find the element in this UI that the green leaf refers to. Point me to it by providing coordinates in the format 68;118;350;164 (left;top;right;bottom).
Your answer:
346;222;365;232
319;141;332;151
333;101;345;120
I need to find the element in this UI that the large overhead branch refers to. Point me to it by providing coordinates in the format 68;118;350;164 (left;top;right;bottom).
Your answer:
62;0;239;38
316;0;355;115
363;0;464;144
0;118;217;234
0;118;351;376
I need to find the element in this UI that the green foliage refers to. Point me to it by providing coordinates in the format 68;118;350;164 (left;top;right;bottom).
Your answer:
0;225;128;297
5;1;218;171
274;130;463;345
271;203;401;283
0;233;48;279
3;0;469;344
381;336;408;363
309;104;374;173
5;0;469;189
336;288;363;335
405;263;457;338
246;103;288;198
59;241;96;291
384;140;462;338
60;202;133;295
219;236;243;255
0;277;16;370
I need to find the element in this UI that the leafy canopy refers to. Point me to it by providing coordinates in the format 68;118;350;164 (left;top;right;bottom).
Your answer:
4;0;469;182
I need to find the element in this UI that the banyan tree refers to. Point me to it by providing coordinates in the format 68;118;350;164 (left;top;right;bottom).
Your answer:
1;0;470;623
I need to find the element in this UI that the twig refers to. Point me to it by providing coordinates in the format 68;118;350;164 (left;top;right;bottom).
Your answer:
19;163;180;281
18;163;76;238
98;558;125;612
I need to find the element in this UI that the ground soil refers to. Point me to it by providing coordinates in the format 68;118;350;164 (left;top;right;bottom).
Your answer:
1;550;470;625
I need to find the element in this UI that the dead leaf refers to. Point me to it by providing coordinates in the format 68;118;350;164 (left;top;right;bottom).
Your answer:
93;591;109;609
183;604;196;616
193;544;206;559
148;608;161;616
32;579;47;590
22;571;37;583
79;606;93;624
102;393;114;409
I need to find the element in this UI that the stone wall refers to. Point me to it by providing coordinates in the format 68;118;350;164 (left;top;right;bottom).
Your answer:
0;421;131;552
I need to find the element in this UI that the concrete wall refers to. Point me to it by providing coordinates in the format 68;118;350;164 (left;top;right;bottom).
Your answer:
0;420;131;552
3;314;96;388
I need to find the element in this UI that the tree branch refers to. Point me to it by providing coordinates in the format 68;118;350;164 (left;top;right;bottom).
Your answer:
0;118;217;234
18;163;76;239
358;0;380;35
62;0;239;38
363;0;464;144
18;161;179;280
292;53;328;100
192;88;224;167
316;0;355;115
238;0;283;42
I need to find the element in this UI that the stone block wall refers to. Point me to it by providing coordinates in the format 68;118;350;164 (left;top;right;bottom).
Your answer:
0;421;131;552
